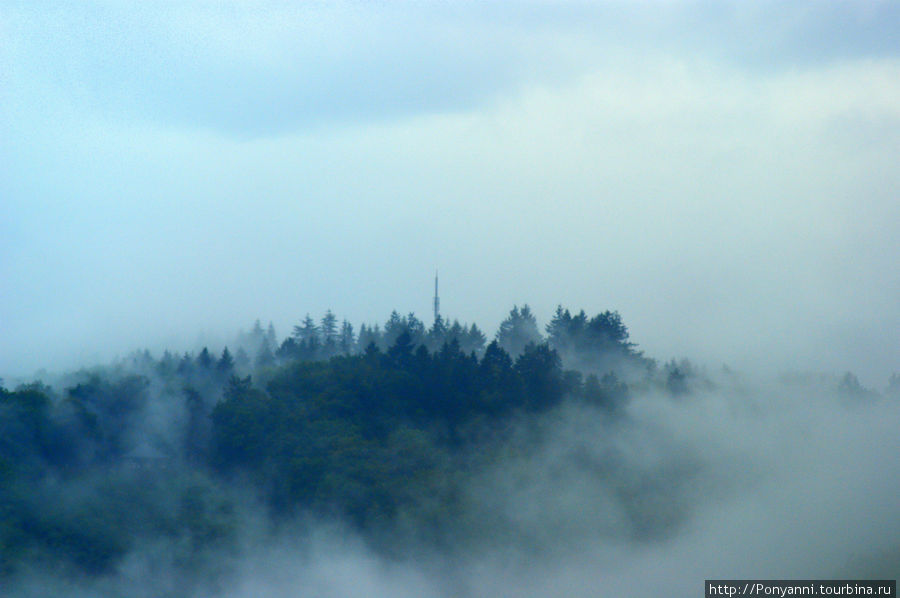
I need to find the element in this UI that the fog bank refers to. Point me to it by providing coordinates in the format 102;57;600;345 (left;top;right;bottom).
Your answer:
8;375;898;597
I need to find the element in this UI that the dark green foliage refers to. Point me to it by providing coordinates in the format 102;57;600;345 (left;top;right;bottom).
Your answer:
177;352;194;376
440;320;487;355
384;311;427;349
0;362;244;580
514;343;566;411
427;315;447;350
210;376;271;471
196;347;213;369
0;470;235;578
65;374;150;463
479;341;520;415
465;323;487;354
183;386;209;462
293;314;320;347
496;304;542;357
0;385;53;477
0;304;645;581
207;333;575;522
339;319;355;355
320;310;339;357
255;338;277;368
276;336;300;360
356;323;382;352
545;306;650;376
217;347;235;373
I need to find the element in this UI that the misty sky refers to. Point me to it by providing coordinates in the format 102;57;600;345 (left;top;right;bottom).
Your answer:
2;1;898;384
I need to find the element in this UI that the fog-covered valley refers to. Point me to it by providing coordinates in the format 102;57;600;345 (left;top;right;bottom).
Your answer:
2;308;898;596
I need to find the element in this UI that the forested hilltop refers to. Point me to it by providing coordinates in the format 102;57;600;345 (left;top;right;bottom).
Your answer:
1;306;894;589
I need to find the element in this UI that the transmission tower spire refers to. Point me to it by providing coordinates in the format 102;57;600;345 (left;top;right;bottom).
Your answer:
433;271;440;324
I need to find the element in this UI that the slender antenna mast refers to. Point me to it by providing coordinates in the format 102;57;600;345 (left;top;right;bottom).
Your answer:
433;271;440;324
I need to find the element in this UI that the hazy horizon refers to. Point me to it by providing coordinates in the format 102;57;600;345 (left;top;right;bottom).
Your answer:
3;1;898;385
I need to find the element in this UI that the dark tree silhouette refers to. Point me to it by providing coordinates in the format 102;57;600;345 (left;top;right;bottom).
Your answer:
339;320;355;355
496;305;542;357
217;347;235;373
320;310;339;357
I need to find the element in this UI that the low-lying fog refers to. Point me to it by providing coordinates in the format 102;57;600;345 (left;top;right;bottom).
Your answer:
8;373;899;598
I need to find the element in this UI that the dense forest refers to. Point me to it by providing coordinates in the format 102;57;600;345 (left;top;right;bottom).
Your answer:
1;305;896;591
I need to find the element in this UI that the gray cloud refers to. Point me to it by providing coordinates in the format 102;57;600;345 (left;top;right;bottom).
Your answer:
1;1;898;385
3;2;898;137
